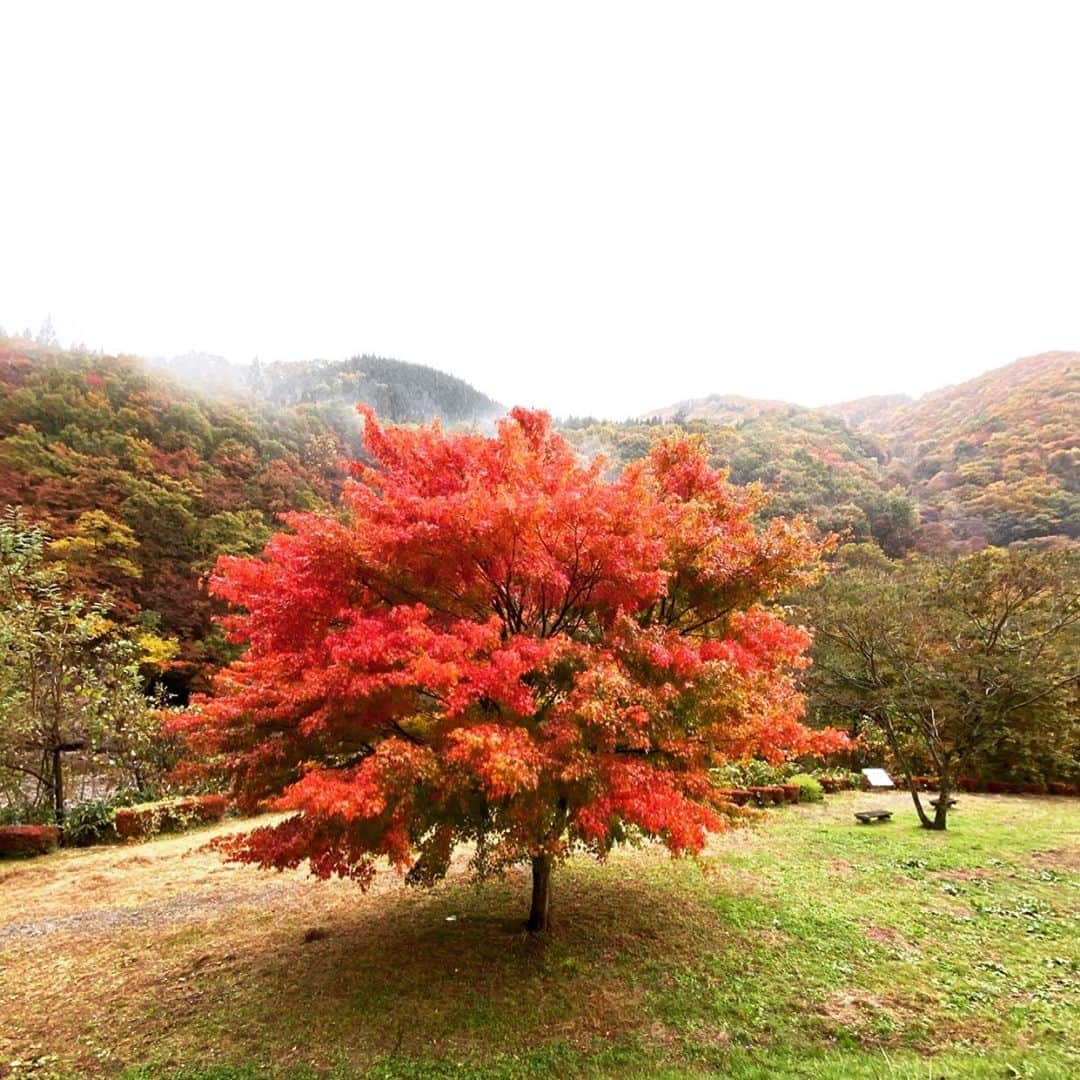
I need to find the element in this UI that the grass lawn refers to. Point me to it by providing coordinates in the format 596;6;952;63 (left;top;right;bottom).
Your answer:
1;792;1077;1079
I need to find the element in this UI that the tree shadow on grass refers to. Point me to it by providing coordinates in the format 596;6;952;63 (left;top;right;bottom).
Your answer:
148;859;736;1070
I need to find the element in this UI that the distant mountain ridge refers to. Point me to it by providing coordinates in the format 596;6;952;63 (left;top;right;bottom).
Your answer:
625;351;1079;550
645;393;798;424
644;391;916;432
823;394;913;431
155;352;503;428
2;333;1076;698
643;354;1076;440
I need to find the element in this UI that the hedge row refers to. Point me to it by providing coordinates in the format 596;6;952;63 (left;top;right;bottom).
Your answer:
0;825;60;857
909;776;1079;796
817;775;857;794
114;794;228;840
717;784;802;807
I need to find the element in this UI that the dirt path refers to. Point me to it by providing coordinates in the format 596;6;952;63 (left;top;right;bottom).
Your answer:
0;815;484;1076
0;816;480;939
2;819;315;940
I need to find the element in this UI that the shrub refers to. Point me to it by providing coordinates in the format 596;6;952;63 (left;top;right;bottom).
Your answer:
712;760;790;789
817;772;858;792
0;803;53;826
63;798;119;847
1048;782;1078;796
0;825;59;857
742;760;787;787
818;774;854;793
114;794;228;841
711;764;745;788
789;773;824;802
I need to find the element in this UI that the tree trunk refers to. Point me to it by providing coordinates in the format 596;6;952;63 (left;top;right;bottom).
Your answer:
907;779;935;828
878;714;934;828
527;854;552;932
52;746;65;829
930;778;951;830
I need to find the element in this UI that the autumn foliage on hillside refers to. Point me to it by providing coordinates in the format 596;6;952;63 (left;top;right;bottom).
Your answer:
0;341;348;682
877;352;1079;549
563;411;918;556
577;352;1079;554
180;407;846;928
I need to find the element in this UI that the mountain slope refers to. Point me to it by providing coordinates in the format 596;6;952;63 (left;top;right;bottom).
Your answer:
639;352;1078;550
563;410;918;556
876;352;1079;547
0;340;350;686
0;339;506;689
643;394;796;424
157;353;504;430
822;394;912;431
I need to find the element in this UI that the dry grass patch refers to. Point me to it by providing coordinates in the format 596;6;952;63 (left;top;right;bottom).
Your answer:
0;818;732;1076
863;925;916;954
1028;846;1080;872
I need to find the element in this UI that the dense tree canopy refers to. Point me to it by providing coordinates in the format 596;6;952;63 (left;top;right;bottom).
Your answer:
181;409;846;929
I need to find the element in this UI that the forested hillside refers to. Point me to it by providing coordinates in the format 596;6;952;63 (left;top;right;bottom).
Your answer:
823;393;912;431
0;339;506;689
564;411;918;556
0;341;350;687
636;352;1078;552
873;352;1079;548
2;336;1075;691
156;352;503;432
244;355;503;428
644;393;795;424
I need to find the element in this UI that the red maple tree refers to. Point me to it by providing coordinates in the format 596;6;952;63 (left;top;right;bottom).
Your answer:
179;408;845;929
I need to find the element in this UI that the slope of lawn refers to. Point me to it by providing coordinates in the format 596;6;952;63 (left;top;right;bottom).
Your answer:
1;792;1077;1079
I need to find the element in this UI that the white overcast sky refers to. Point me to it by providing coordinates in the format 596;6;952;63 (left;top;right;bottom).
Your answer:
2;1;1079;418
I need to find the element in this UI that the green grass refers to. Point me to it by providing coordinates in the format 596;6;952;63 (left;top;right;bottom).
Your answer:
4;793;1078;1078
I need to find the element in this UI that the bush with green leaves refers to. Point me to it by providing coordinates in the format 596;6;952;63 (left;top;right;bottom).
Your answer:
0;802;54;826
742;760;789;787
788;773;824;802
712;760;792;789
62;797;120;847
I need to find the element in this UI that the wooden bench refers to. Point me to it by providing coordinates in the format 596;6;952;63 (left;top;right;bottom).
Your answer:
854;809;893;824
930;797;957;809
